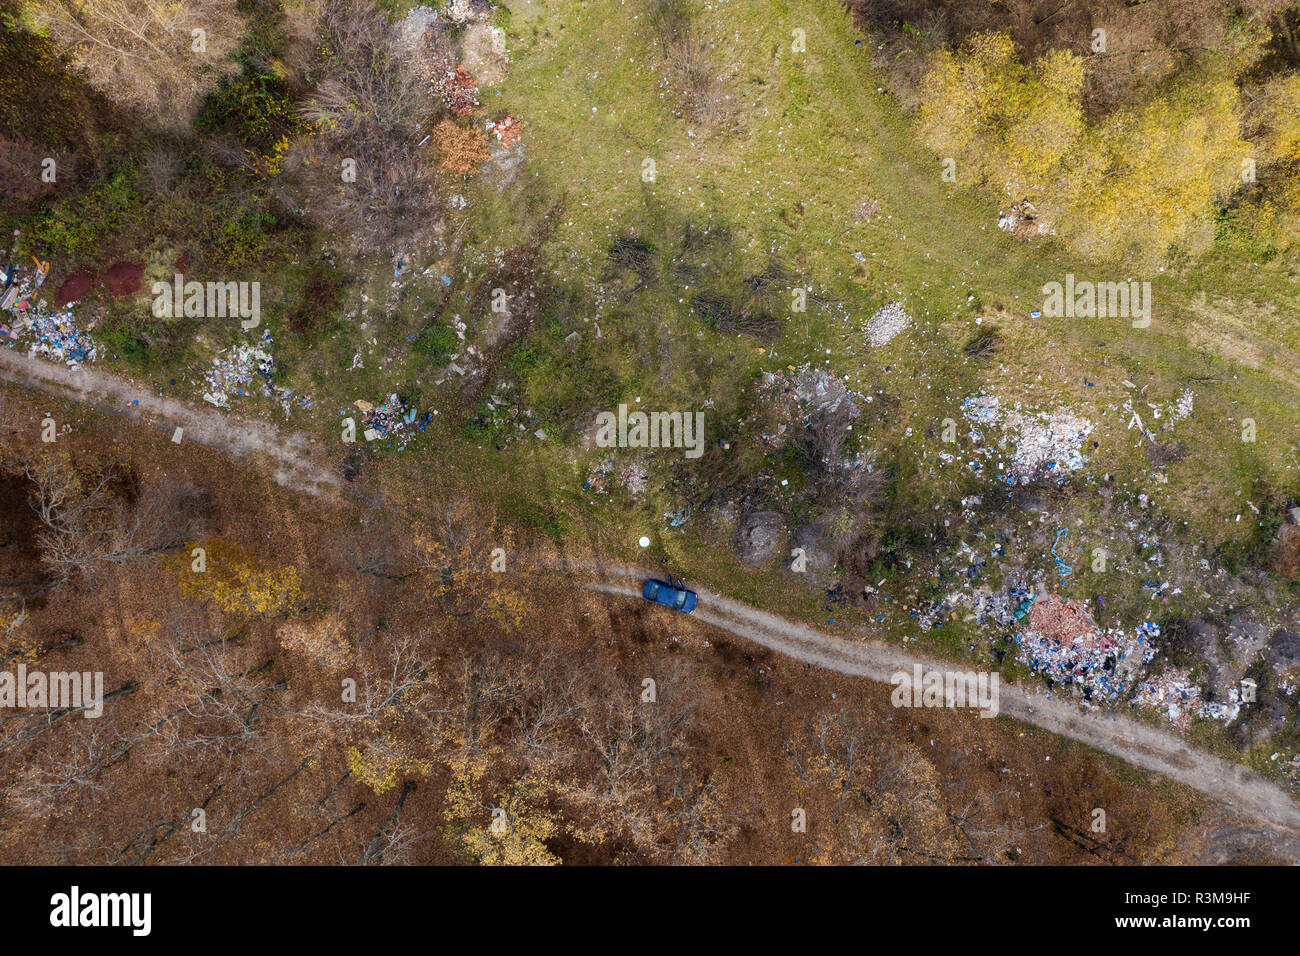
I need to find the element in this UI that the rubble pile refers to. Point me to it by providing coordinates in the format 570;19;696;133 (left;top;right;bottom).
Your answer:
487;114;521;147
1134;667;1242;729
864;301;911;347
997;200;1050;239
1013;596;1157;703
436;65;479;116
1003;407;1095;481
957;394;1094;484
584;455;649;498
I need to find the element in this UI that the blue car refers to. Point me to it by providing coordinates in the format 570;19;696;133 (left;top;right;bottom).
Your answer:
643;578;697;613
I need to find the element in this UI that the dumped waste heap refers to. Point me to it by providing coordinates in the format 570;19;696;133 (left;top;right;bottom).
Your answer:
1;262;99;368
1015;595;1158;704
864;301;911;347
203;333;278;409
351;393;431;450
957;394;1095;484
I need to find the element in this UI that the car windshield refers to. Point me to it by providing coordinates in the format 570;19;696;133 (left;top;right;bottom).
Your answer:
674;590;687;608
646;582;658;598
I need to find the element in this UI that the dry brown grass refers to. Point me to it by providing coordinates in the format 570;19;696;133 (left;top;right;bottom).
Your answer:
433;119;492;175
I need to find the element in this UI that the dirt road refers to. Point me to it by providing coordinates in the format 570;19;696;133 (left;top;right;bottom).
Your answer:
0;348;343;499
583;567;1300;852
5;348;1299;853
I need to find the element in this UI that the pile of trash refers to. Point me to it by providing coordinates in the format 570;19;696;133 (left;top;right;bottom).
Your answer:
487;114;521;147
202;333;277;408
584;455;649;498
1003;407;1095;481
1;263;99;369
352;394;431;449
435;65;479;116
958;394;1095;484
997;200;1050;240
445;0;491;22
1013;596;1158;703
1133;667;1242;729
864;302;911;347
792;365;860;419
11;307;99;368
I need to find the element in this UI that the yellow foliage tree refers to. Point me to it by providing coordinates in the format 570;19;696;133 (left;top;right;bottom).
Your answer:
416;502;529;630
1060;69;1247;263
443;753;560;866
919;32;1249;264
175;541;307;621
347;737;432;795
1260;74;1300;162
918;32;1084;197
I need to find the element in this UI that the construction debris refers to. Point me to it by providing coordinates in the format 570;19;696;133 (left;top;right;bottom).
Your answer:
864;301;911;347
1014;595;1158;704
959;395;1094;484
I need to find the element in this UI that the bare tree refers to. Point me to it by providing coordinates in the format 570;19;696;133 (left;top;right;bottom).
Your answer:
25;455;200;582
146;613;284;781
569;660;701;853
289;0;442;250
25;0;245;125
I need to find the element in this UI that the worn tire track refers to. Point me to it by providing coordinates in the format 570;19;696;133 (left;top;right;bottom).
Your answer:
0;348;343;498
580;564;1300;853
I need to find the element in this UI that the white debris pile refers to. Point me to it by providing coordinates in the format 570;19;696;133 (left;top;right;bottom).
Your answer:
864;302;911;347
1003;407;1095;481
956;395;1093;484
1133;667;1241;730
398;4;444;51
792;366;859;419
1123;385;1195;441
1164;388;1194;424
961;394;999;424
